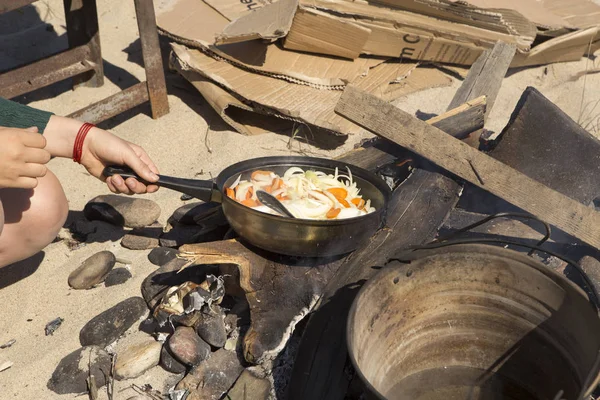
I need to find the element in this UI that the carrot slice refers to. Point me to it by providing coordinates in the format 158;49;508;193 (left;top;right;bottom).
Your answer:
339;198;350;208
351;198;365;208
246;186;254;200
272;178;283;191
264;185;272;193
327;208;341;219
241;198;258;207
251;170;273;180
327;188;348;199
226;187;235;199
277;194;290;201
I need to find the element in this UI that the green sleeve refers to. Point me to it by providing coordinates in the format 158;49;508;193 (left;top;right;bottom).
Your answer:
0;97;54;133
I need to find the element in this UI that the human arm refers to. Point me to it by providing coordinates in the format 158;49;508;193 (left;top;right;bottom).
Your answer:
0;97;159;194
43;115;159;194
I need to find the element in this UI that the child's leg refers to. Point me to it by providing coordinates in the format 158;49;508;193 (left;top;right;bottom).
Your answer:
0;170;69;268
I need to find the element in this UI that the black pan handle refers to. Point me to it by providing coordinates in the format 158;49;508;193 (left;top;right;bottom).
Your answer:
103;166;221;203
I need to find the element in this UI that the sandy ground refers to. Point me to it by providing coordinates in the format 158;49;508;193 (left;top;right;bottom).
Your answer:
0;1;599;399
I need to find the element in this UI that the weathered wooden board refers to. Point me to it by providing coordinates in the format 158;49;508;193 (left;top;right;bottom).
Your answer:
335;86;600;249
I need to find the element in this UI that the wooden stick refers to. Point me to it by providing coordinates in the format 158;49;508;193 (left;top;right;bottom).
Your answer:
336;86;600;249
447;42;516;116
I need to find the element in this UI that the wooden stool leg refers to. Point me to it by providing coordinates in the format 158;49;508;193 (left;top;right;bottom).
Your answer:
63;0;104;88
134;0;169;119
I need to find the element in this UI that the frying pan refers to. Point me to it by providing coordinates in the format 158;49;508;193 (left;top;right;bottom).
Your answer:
104;156;391;257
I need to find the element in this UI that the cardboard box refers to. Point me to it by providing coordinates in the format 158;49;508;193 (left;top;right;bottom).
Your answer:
216;0;535;64
157;0;386;89
215;0;599;66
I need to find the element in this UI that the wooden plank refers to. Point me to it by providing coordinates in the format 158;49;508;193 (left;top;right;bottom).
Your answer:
289;42;516;400
336;86;600;249
447;42;516;116
337;95;486;169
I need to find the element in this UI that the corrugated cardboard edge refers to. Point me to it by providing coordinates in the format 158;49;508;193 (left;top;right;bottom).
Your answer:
170;44;347;135
160;27;352;89
512;26;600;67
216;0;299;44
170;43;451;137
283;7;372;59
299;0;533;53
368;0;537;41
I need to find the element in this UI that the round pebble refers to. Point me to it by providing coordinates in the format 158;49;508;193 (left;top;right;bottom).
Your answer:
114;339;162;380
79;297;148;347
168;326;210;366
84;195;161;228
68;251;116;290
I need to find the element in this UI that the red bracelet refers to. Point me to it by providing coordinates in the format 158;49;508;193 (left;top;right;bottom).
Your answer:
72;122;95;163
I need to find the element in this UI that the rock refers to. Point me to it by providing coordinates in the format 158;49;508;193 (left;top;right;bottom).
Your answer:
168;326;210;366
196;306;227;348
176;348;245;399
121;224;162;250
160;344;187;374
227;369;272;400
114;338;161;380
80;297;148;347
84;195;161;228
104;268;132;287
68;251;116;289
159;222;228;248
148;247;180;266
47;346;111;394
168;202;222;226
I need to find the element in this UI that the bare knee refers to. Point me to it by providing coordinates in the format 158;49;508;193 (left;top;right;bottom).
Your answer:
27;171;69;246
0;170;68;266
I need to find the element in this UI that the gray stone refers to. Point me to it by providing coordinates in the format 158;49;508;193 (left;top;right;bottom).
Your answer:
160;343;187;374
47;346;111;394
80;297;147;347
114;338;161;380
121;224;162;250
168;326;210;366
147;247;179;266
84;195;161;228
176;348;245;399
227;369;272;400
68;251;116;290
196;305;227;348
168;202;222;226
159;223;228;248
104;268;132;287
